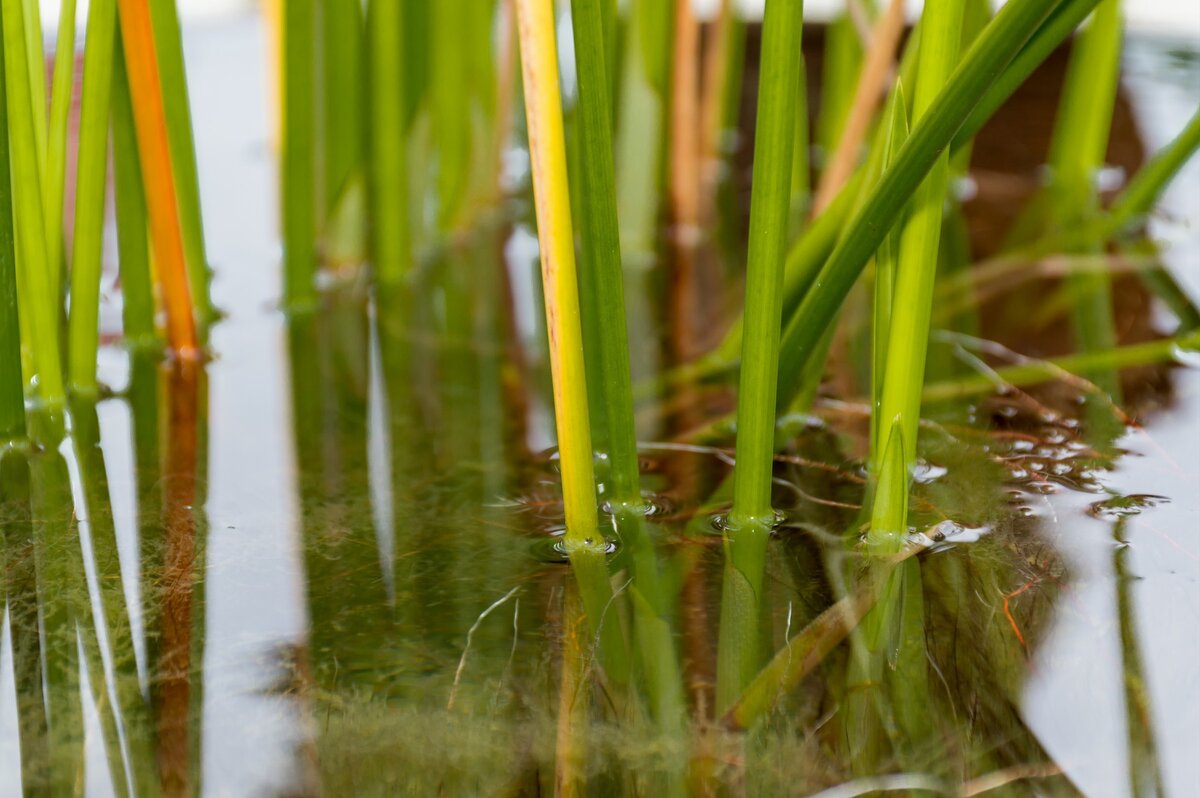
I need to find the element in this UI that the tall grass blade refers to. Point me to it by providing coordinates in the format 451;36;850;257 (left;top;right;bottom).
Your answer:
68;0;118;395
717;0;805;714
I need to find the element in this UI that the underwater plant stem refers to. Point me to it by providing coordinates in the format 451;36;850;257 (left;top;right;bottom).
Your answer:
0;12;22;441
367;0;410;283
776;0;1068;408
1;0;65;436
717;0;804;715
869;0;964;546
811;0;905;217
68;0;118;395
116;0;198;356
282;0;316;307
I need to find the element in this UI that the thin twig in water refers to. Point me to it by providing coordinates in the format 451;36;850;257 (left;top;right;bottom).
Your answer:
448;586;522;710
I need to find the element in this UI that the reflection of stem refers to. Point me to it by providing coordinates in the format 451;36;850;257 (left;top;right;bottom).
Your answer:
1112;519;1166;798
554;581;588;798
157;359;200;797
72;397;141;794
0;453;50;792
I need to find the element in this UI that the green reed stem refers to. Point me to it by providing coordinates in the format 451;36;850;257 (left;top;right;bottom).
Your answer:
569;0;640;510
20;0;47;194
68;0;118;395
321;0;364;218
432;0;469;230
615;0;670;260
149;0;214;330
2;0;65;439
869;85;909;462
716;0;804;715
869;0;963;548
283;0;317;309
0;12;23;442
728;0;804;529
47;0;77;307
776;0;1071;409
113;39;156;347
1052;0;1123;398
571;0;684;731
367;0;410;283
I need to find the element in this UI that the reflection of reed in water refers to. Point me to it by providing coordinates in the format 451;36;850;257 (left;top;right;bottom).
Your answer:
0;355;209;797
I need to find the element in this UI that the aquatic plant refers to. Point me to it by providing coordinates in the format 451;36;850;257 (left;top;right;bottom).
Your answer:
2;0;1200;793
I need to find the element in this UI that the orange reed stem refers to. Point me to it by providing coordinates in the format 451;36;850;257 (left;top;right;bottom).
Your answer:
116;0;198;356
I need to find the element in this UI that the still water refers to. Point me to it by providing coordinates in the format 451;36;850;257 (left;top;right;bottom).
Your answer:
0;15;1197;798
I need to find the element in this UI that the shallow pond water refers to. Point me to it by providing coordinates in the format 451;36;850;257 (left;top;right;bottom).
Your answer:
1;15;1198;798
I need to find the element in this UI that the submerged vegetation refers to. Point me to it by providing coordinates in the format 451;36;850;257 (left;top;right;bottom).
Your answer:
0;0;1198;794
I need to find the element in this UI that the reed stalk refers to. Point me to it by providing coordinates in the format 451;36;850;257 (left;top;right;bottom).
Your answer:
869;0;964;547
569;0;640;519
571;0;685;731
149;0;214;329
716;0;805;714
113;39;156;346
776;0;1081;408
432;0;469;230
19;0;47;192
321;0;364;220
614;0;670;261
117;0;199;355
669;0;701;236
46;0;77;306
0;14;22;442
367;0;410;283
282;0;317;308
1050;0;1123;398
68;0;118;395
2;0;65;438
514;0;625;677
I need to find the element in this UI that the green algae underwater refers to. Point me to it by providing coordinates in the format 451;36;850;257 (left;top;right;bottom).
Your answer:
1;0;1199;795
